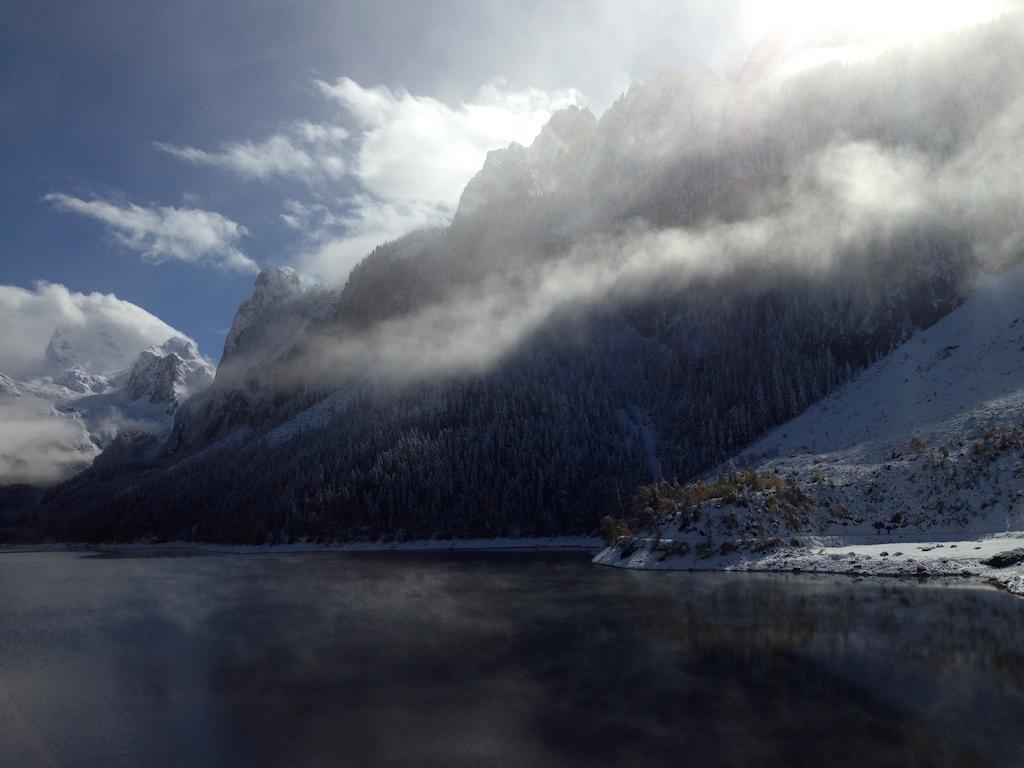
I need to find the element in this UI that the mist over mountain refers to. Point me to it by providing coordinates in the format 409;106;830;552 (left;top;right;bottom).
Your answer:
12;13;1024;543
0;283;215;486
0;333;213;487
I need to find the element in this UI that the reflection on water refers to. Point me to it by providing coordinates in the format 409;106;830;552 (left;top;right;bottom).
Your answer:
0;551;1022;768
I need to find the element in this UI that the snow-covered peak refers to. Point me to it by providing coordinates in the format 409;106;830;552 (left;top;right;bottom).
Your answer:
224;267;305;358
527;105;597;188
43;328;77;369
42;326;129;377
125;337;214;406
533;105;597;155
452;66;734;223
1;293;212;485
40;324;171;380
159;336;199;360
254;266;303;300
51;367;113;395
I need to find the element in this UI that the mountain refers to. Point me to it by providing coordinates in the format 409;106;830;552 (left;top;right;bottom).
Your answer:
592;261;1024;594
0;332;213;486
222;266;306;360
124;337;215;406
733;259;1024;537
168;267;340;453
14;16;1024;544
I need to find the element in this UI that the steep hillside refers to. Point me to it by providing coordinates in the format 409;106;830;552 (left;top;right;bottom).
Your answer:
595;264;1024;593
743;266;1024;459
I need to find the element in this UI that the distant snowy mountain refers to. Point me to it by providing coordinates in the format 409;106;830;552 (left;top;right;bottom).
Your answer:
124;337;214;406
0;330;213;485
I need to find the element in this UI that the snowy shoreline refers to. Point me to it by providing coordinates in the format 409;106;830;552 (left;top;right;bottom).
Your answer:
593;532;1024;598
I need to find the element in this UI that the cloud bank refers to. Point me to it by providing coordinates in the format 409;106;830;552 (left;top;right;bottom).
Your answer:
266;12;1024;389
156;121;349;182
0;281;193;379
45;194;257;273
0;396;98;486
282;195;448;283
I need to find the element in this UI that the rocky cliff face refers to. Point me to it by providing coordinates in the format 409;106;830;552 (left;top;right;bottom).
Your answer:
124;337;214;407
454;105;598;220
166;267;340;453
223;267;305;360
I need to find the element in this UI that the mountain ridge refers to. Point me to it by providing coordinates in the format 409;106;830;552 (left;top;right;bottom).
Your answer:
7;15;1024;543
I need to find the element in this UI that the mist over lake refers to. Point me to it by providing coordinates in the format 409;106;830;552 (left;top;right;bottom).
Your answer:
1;551;1022;768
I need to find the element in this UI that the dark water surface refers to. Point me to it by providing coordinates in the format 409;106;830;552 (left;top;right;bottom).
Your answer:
1;551;1023;768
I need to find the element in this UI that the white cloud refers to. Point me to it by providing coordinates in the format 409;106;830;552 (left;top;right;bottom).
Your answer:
742;0;1012;46
0;282;195;379
159;77;580;283
294;196;449;282
742;0;1018;77
279;199;341;232
0;397;98;486
155;121;348;181
45;193;257;273
316;77;580;209
299;79;579;281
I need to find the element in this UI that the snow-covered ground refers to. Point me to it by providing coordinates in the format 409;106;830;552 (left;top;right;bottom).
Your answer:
594;263;1024;597
594;532;1024;597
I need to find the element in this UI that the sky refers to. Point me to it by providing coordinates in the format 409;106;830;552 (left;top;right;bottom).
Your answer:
1;0;761;361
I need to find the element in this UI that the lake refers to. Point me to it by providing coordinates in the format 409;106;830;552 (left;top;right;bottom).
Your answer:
1;550;1023;767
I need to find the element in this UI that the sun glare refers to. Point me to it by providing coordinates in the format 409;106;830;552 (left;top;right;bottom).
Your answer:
743;0;1010;49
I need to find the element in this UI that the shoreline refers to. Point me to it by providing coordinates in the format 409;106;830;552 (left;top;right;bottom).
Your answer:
5;534;1022;598
593;531;1024;597
0;536;603;556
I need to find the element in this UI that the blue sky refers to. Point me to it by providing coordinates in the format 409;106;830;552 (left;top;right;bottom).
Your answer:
2;0;755;360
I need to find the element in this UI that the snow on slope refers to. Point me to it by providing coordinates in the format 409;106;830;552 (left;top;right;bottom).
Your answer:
265;386;361;449
595;263;1024;595
744;262;1024;458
